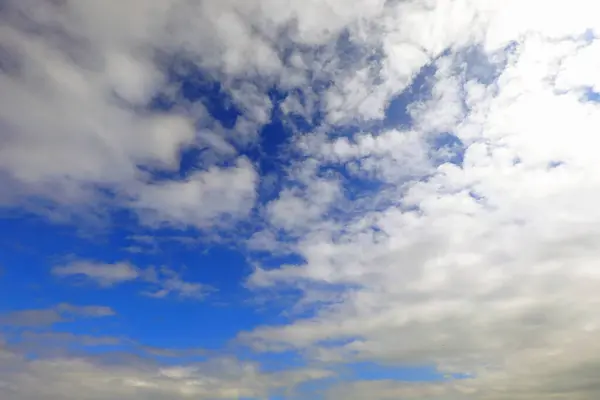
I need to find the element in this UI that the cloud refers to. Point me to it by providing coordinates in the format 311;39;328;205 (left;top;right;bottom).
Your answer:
52;261;140;287
0;347;332;400
0;0;489;226
266;177;341;235
141;266;213;300
52;261;212;301
55;303;116;318
0;309;63;328
239;2;600;400
4;331;123;358
0;0;268;228
0;304;114;327
325;380;458;400
19;331;121;347
130;157;258;228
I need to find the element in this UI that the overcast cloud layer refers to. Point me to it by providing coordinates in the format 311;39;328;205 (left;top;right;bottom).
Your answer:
2;0;600;399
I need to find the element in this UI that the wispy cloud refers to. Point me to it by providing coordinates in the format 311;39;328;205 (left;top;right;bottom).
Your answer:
52;261;140;287
141;266;213;301
52;261;212;301
0;303;115;327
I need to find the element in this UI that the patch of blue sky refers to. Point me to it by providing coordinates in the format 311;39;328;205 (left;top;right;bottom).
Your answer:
247;349;308;373
162;57;242;128
0;216;85;310
0;214;269;352
287;362;470;400
244;90;297;194
548;160;565;169
384;60;438;130
583;86;600;102
248;249;306;269
339;361;446;382
429;132;466;167
461;43;514;86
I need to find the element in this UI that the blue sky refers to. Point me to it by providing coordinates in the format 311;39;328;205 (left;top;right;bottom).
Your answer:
2;1;600;399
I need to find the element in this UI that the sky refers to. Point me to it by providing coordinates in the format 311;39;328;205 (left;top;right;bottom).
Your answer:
1;0;600;399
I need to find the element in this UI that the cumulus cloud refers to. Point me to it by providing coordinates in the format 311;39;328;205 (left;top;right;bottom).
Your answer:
0;0;266;227
241;2;600;400
0;0;484;225
130;157;258;228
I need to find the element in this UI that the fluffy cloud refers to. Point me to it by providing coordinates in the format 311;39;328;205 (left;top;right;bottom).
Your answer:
242;2;600;400
0;0;488;225
0;0;267;227
130;157;258;228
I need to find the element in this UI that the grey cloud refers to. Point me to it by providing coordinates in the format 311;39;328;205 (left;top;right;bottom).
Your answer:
0;309;62;328
19;331;121;347
0;304;114;327
0;348;332;400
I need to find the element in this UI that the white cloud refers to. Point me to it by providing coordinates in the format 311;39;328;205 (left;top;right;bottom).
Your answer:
0;0;501;226
0;0;273;227
409;57;465;135
266;178;340;234
241;2;600;400
130;157;258;228
318;129;432;182
52;261;140;287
